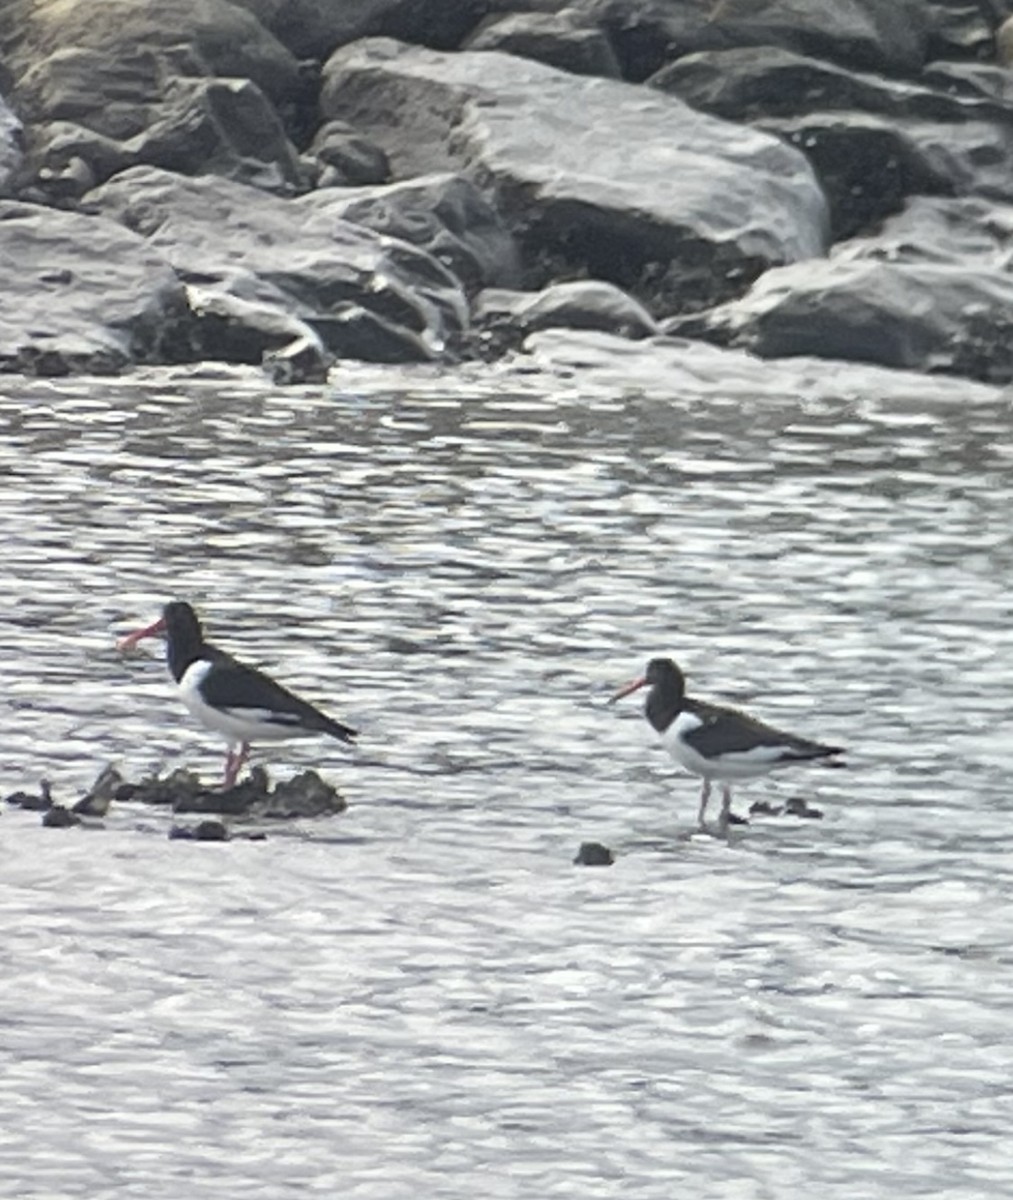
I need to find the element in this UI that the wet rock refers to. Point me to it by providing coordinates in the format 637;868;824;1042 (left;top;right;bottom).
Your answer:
567;0;928;81
649;45;983;124
651;46;1013;239
307;120;390;187
474;281;658;350
129;75;306;195
169;819;231;841
574;841;615;866
42;805;82;828
749;800;783;817
263;770;347;819
115;767;205;807
72;764;123;817
463;12;622;78
321;40;827;314
0;200;189;376
785;797;824;819
87;166;468;364
667;194;1013;386
3;0;302;118
124;764;347;819
3;1;308;196
4;780;53;810
239;0;497;59
300;174;520;296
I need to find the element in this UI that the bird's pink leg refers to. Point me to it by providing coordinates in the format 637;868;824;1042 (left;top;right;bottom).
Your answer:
697;779;712;828
717;784;733;836
232;742;250;782
223;747;238;789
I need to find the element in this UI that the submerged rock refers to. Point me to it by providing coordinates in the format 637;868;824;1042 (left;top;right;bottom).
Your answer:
119;764;347;819
73;763;123;816
574;841;615;866
42;805;81;828
169;819;231;841
4;780;53;810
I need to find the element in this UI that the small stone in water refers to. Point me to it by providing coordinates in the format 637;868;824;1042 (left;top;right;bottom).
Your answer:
574;841;614;866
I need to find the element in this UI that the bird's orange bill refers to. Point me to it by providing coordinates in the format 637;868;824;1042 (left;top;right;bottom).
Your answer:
117;614;167;652
608;676;647;704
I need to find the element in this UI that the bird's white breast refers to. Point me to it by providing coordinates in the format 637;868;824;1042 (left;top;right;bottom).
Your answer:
177;660;312;746
658;709;790;781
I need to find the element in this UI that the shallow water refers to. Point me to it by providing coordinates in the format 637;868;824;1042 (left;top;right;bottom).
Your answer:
2;338;1013;1197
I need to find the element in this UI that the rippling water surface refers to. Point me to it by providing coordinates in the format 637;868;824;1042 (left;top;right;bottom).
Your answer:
2;333;1013;1197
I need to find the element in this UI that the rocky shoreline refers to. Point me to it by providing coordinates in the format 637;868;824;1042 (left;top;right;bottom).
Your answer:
2;0;1013;383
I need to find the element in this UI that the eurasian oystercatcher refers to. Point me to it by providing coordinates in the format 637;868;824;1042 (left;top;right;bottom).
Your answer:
609;658;843;834
118;601;357;788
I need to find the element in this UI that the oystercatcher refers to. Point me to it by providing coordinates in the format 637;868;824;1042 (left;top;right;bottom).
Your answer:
118;601;357;787
609;658;843;834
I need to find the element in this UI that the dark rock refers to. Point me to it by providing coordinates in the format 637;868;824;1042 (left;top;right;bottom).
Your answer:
116;767;205;807
308;120;390;187
568;0;928;81
263;770;347;818
233;0;507;59
125;764;346;819
650;46;1013;239
0;200;189;376
649;46;984;124
169;819;231;841
749;800;783;816
87;165;468;364
785;797;824;819
463;12;622;77
4;780;53;810
667;252;1013;385
2;0;302;112
759;114;962;241
72;764;123;817
4;2;307;196
299;174;520;295
574;841;615;866
42;805;82;828
0;96;24;196
473;280;657;354
129;75;306;194
321;40;827;315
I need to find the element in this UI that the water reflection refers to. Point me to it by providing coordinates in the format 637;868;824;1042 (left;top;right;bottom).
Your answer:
0;341;1012;1196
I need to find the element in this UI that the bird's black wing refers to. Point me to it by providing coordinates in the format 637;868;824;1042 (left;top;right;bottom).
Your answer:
201;648;357;743
682;699;841;762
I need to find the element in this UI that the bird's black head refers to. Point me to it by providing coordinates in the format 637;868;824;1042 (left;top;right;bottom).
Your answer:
643;658;685;697
161;601;205;680
609;657;686;705
118;600;206;682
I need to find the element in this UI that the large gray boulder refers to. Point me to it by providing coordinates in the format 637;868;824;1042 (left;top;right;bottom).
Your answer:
653;45;1013;239
667;194;1013;383
0;201;188;375
86;166;469;364
321;39;828;314
2;0;308;197
298;174;520;294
